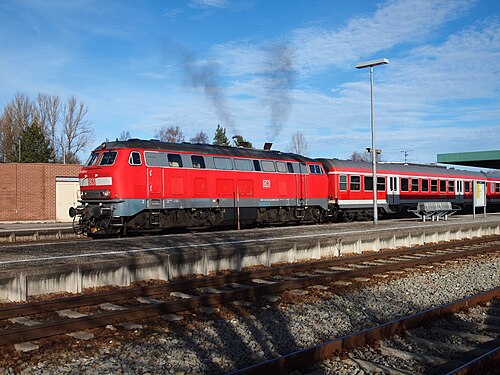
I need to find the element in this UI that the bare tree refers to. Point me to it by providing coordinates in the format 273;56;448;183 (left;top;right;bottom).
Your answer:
287;131;309;155
349;150;383;162
36;93;60;156
58;96;95;164
189;130;209;144
154;125;185;143
119;130;131;141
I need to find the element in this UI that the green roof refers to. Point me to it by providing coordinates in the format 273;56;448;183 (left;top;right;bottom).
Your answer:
437;150;500;169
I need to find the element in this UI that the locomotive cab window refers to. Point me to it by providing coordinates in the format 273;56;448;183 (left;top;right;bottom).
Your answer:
191;155;205;169
287;162;294;173
145;152;167;167
350;175;360;191
85;152;99;167
168;154;183;167
99;151;117;166
128;151;142;166
253;160;261;171
339;175;347;191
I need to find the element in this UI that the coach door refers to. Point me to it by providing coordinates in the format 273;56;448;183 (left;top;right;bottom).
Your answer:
456;180;464;204
388;176;400;205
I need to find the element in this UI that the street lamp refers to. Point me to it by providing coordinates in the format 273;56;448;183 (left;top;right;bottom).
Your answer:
355;58;389;225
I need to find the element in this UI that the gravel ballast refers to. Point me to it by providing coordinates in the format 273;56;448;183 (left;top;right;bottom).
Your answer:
1;253;498;374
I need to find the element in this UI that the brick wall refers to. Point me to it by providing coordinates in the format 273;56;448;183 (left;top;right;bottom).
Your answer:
0;163;81;222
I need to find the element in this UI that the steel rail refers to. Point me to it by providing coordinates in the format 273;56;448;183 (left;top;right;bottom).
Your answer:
0;245;497;345
231;288;500;375
1;236;498;320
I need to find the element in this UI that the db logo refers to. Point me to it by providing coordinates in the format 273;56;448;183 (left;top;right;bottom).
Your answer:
88;177;96;186
263;180;271;188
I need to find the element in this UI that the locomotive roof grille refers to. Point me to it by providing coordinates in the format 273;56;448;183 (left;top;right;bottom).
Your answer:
95;139;315;163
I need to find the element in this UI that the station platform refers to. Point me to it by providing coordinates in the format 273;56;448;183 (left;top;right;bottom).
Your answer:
0;221;76;242
0;213;499;301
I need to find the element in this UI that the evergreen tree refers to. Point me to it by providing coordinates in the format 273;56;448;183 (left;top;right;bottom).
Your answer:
213;124;230;146
15;121;54;162
232;134;253;148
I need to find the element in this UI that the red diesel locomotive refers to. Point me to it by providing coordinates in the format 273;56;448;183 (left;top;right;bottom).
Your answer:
70;139;500;236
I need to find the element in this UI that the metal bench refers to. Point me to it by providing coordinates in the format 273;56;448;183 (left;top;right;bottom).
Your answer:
408;201;461;222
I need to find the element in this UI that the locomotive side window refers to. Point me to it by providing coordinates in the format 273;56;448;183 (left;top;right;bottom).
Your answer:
350;176;360;191
339;175;347;191
401;178;409;192
448;180;455;192
214;157;233;170
261;160;276;172
430;179;438;192
308;164;323;174
364;176;373;191
168;154;183;167
129;151;142;166
85;152;99;166
235;158;253;171
411;178;419;192
377;177;386;191
439;180;446;192
422;179;429;192
287;162;294;173
99;151;117;166
464;181;471;192
191;155;206;169
145;152;167;166
253;160;261;171
277;162;288;173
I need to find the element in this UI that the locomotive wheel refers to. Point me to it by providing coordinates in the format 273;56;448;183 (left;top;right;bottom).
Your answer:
343;211;355;222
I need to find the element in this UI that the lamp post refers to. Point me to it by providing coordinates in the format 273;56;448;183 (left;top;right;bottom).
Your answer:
355;58;389;225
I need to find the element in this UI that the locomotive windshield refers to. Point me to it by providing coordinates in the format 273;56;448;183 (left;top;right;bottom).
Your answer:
84;152;99;167
99;151;118;166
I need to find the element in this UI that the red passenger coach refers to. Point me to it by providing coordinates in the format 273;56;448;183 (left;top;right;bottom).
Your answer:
70;139;329;236
317;159;496;221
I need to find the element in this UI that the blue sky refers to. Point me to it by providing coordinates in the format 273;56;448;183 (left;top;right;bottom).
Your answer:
0;0;499;164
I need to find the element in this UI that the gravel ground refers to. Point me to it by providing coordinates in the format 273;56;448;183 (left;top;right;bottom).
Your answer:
1;253;498;375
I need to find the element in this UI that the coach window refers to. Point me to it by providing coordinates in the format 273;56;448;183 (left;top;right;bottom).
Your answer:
430;179;438;192
168;154;183;168
261;160;276;172
99;151;117;166
364;176;373;191
214;157;233;170
253;160;261;171
491;182;495;194
464;181;471;192
439;180;446;192
235;158;253;171
401;178;409;192
287;162;294;173
448;180;455;192
377;177;386;192
496;183;500;193
422;179;429;192
277;162;288;173
339;175;348;191
411;178;419;192
128;151;142;166
350;175;360;191
191;155;206;169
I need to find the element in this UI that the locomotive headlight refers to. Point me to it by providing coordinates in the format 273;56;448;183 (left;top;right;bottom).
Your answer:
100;190;111;198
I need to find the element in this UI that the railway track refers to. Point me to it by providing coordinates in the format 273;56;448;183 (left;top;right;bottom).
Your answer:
1;236;498;348
233;288;499;375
